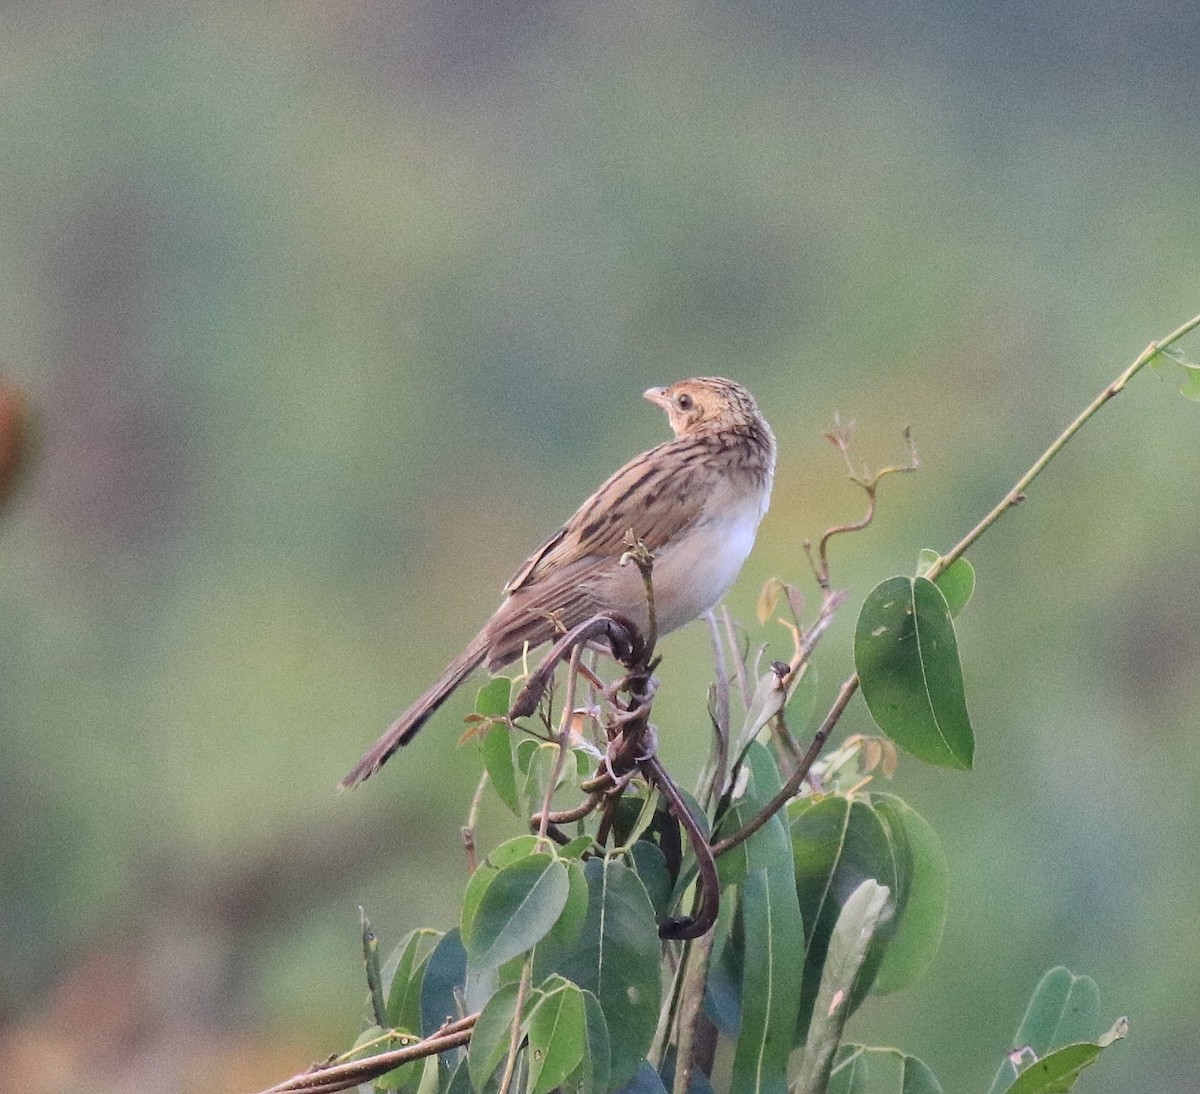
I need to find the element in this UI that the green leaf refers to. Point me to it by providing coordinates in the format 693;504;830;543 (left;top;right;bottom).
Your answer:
614;1061;670;1092
1014;967;1101;1055
722;743;805;1094
474;680;518;815
986;968;1125;1094
384;928;441;1034
521;741;572;821
828;1045;944;1094
610;787;663;851
573;988;611;1094
466;854;570;973
734;868;799;1094
544;857;662;1089
789;795;898;1037
419;929;468;1039
1180;364;1200;401
916;549;975;618
705;911;744;1040
481;724;520;817
532;857;590;974
466;980;521;1092
560;834;597;859
475;676;512;719
1003;1043;1103;1094
413;1053;440;1094
628;840;672;920
854;575;975;769
870;795;949;994
526;977;587;1094
461;836;541;948
793;880;892;1094
443;1058;474;1094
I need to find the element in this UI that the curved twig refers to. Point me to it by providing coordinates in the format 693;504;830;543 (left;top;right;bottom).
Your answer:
508;613;643;721
642;752;721;940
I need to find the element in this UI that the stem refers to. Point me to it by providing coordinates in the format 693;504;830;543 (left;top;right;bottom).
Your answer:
644;752;721;939
712;675;859;858
462;770;489;875
536;645;584;843
497;961;533;1094
933;312;1200;576
672;927;718;1094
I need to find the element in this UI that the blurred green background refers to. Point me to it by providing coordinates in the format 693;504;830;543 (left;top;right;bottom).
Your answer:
2;2;1199;1091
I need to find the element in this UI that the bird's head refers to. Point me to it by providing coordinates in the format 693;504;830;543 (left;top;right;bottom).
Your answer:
644;376;761;437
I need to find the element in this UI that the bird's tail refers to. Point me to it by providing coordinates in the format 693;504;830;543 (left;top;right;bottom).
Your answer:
340;636;488;789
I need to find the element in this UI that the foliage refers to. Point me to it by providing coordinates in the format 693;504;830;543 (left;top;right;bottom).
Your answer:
256;317;1200;1094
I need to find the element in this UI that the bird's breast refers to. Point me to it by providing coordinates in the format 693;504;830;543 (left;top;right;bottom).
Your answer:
593;481;769;638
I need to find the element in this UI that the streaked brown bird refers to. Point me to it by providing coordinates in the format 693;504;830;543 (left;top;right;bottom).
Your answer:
342;377;775;787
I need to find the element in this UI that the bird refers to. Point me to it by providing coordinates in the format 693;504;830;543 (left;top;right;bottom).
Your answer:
342;377;775;788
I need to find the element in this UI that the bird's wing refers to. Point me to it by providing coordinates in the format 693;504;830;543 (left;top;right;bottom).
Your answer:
505;437;707;593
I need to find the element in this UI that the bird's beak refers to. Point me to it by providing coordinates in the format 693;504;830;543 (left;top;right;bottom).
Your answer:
643;386;670;410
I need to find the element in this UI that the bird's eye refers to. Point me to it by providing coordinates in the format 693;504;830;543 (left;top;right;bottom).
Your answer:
676;393;693;411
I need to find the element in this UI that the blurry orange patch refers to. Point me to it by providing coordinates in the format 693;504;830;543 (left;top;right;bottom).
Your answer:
0;382;34;514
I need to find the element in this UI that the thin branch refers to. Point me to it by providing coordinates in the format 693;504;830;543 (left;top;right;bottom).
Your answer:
508;613;643;722
712;674;859;858
931;310;1200;577
671;925;718;1094
621;537;659;654
811;424;919;589
257;1017;476;1093
715;310;1200;858
497;961;533;1094
462;770;489;875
